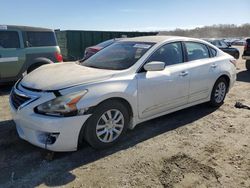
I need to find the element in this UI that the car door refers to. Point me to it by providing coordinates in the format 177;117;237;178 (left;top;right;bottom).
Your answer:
137;42;190;119
184;42;218;103
0;30;24;79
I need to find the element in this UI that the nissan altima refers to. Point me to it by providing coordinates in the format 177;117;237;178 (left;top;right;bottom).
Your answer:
9;36;237;151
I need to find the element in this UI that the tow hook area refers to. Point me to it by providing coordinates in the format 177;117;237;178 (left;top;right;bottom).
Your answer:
45;133;59;148
36;132;60;161
37;132;59;148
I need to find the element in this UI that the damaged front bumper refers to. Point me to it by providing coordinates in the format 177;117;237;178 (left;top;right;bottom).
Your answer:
11;104;90;152
9;84;91;152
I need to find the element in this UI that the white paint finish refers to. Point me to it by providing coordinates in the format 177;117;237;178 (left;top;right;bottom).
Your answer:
0;57;18;63
143;61;165;71
137;63;190;119
187;58;219;103
10;36;237;151
10;104;90;152
21;62;117;90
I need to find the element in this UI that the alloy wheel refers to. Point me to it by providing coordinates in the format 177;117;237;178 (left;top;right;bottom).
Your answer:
96;109;125;143
214;82;226;103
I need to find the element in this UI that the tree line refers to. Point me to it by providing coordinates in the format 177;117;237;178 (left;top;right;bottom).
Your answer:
158;24;250;38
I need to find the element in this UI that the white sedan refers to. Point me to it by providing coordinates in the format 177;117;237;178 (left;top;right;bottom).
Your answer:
9;36;237;151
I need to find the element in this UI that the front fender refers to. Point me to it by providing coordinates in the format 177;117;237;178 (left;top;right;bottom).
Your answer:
60;78;138;123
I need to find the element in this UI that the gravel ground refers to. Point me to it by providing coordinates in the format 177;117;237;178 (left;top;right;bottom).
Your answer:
0;46;249;188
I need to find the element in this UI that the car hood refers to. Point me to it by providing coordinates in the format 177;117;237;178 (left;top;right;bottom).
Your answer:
20;62;116;90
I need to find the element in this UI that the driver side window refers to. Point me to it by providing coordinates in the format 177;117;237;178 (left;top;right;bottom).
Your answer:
147;42;183;66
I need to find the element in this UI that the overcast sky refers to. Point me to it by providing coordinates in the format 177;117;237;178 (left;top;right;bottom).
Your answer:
1;0;250;31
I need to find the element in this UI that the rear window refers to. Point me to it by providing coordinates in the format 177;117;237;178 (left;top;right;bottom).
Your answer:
0;31;20;48
26;32;57;47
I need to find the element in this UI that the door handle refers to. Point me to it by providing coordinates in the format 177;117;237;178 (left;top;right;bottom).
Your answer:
179;71;188;77
211;64;217;68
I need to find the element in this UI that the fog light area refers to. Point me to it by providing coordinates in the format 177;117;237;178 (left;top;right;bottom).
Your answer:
37;132;59;145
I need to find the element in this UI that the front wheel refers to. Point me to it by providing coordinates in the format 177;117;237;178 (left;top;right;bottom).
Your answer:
209;77;228;107
83;100;129;149
246;60;250;71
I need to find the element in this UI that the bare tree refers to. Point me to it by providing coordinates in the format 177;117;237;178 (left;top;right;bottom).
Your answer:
158;24;250;38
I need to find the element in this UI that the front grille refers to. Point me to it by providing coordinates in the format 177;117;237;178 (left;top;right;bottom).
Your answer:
10;90;31;109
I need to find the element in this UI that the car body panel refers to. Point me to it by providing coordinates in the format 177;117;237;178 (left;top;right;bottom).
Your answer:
20;62;117;90
0;25;62;83
187;57;222;103
9;36;237;151
137;63;189;119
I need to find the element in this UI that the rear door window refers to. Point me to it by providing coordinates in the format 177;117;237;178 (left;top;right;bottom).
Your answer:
26;32;57;47
185;42;209;61
0;31;20;48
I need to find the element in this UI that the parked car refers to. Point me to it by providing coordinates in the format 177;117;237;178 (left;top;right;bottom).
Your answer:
205;39;240;59
231;39;246;46
242;38;250;70
10;36;236;152
223;38;237;46
0;25;63;84
83;38;121;60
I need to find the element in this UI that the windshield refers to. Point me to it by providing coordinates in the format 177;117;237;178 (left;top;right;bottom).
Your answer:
83;41;155;70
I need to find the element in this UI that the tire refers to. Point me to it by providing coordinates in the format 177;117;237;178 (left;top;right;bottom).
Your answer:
234;52;239;59
246;60;250;71
209;77;228;107
82;100;129;149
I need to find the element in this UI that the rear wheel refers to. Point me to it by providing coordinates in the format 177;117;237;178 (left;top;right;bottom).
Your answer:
246;60;250;71
234;52;239;59
83;100;129;149
209;77;228;107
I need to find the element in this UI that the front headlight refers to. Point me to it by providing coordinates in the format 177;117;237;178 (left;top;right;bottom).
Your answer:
35;90;87;116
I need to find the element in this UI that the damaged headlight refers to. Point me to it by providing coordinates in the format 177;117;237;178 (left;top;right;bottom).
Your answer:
35;90;87;117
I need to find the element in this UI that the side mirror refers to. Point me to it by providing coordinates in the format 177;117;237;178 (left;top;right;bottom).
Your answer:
143;61;165;71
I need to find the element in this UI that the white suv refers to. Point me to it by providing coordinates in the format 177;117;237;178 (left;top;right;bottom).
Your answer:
10;36;237;152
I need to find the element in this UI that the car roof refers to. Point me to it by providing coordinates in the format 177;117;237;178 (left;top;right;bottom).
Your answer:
0;25;54;32
204;38;222;41
121;35;200;43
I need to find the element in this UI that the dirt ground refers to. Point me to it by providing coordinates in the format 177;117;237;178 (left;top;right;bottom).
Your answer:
0;46;249;188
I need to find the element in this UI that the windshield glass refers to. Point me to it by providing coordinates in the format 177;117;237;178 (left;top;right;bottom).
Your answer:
83;41;155;70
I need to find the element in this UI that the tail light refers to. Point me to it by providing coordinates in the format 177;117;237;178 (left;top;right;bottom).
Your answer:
55;52;63;62
230;59;237;67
